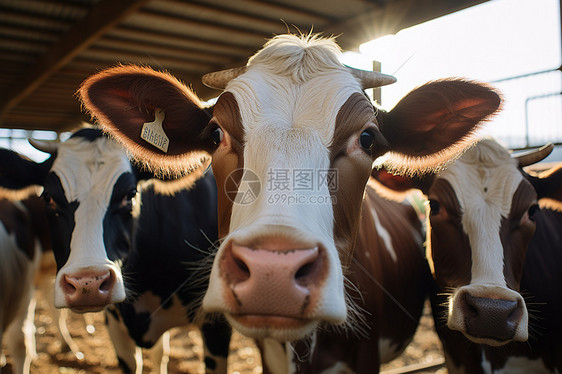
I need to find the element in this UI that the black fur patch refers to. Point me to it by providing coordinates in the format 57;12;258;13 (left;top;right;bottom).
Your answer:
69;127;105;142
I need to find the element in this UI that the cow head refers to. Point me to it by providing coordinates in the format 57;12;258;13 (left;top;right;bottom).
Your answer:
78;34;500;341
373;138;562;346
0;128;136;312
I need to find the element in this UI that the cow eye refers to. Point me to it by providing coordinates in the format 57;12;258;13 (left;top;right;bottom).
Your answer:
428;199;441;215
41;192;60;216
359;130;375;155
211;126;224;147
42;192;56;209
528;204;539;222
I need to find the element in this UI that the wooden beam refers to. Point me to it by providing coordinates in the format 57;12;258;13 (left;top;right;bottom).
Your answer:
0;0;150;121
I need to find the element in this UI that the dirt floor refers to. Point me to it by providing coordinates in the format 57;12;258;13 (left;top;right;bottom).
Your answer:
1;289;445;374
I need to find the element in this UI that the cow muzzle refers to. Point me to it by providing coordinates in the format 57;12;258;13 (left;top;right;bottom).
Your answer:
55;266;125;312
204;236;345;341
447;285;528;346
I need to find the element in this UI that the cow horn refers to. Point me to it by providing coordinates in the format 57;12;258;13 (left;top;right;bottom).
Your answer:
346;66;397;89
28;138;60;154
202;66;248;90
513;143;554;167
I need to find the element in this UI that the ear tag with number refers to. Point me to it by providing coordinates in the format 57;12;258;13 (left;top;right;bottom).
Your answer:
141;108;169;153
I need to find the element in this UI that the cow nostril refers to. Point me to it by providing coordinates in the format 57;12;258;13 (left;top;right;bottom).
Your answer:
295;261;315;280
234;257;250;276
463;293;479;319
99;276;112;292
227;248;251;284
63;277;77;293
294;252;322;285
507;303;521;323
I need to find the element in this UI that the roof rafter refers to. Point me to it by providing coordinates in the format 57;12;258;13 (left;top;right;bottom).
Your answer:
0;0;150;123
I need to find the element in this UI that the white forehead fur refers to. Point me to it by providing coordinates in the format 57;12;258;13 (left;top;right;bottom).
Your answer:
226;34;363;147
52;135;133;203
439;138;523;285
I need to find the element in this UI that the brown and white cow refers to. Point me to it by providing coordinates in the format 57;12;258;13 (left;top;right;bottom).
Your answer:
78;34;501;342
278;183;431;373
373;138;562;373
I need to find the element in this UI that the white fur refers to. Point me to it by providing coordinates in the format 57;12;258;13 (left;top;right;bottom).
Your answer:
262;338;290;374
440;139;528;341
105;308;145;374
51;135;131;307
439;141;523;286
481;351;552;374
320;362;354;374
370;207;397;263
203;35;365;336
378;337;402;363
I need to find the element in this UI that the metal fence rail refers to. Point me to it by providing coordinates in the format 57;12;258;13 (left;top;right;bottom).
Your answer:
488;67;562;150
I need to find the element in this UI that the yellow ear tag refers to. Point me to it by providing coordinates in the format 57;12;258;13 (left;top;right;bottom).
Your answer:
141;108;169;153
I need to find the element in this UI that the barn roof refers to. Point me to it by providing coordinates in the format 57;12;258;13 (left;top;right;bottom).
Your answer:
0;0;488;133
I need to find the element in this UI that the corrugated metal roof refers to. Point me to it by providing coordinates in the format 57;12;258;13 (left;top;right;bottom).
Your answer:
0;0;488;133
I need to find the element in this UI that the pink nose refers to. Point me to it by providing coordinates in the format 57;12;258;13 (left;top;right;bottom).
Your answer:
221;242;326;318
61;270;115;311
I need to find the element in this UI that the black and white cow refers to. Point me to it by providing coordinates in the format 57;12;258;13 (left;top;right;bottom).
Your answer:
0;195;48;374
106;169;231;373
0;128;231;373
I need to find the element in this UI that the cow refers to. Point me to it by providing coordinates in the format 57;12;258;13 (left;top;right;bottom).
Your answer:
372;138;562;373
0;195;48;374
78;33;502;344
105;170;232;374
0;128;231;373
275;181;431;373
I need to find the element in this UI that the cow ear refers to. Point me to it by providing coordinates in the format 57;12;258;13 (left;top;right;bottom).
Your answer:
376;79;501;175
525;165;562;211
79;65;214;177
0;149;53;195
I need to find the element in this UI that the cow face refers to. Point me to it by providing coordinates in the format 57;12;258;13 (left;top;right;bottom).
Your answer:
79;34;500;341
425;139;539;345
374;138;561;346
46;129;136;312
0;128;136;312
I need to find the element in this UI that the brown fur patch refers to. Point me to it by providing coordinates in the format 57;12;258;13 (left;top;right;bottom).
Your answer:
329;93;381;267
210;92;246;239
500;181;537;290
426;178;472;289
